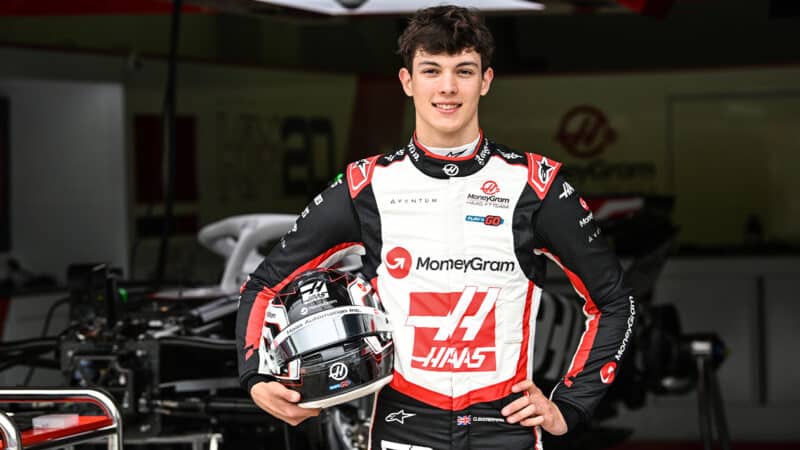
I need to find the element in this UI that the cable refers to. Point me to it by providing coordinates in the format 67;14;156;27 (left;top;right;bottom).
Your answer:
154;0;183;287
22;297;69;385
157;336;235;350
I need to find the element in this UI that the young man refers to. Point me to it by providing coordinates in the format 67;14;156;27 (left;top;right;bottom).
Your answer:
236;5;636;449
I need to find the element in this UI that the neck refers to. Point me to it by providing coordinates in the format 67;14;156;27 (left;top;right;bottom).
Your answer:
414;119;480;148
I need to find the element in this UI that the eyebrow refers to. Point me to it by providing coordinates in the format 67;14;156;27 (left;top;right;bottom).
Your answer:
417;60;480;69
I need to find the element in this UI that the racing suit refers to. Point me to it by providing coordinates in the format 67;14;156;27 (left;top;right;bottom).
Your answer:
236;132;636;450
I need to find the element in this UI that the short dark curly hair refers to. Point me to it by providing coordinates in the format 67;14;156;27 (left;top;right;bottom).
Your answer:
397;5;495;73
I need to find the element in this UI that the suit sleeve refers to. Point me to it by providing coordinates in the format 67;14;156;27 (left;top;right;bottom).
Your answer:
235;178;364;392
531;174;636;431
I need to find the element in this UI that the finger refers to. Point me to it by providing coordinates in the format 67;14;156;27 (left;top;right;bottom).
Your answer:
506;404;536;424
272;384;301;403
520;415;545;427
511;380;533;393
284;405;321;424
501;395;531;416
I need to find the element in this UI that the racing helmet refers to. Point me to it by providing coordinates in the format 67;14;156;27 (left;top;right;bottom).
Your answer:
258;268;394;408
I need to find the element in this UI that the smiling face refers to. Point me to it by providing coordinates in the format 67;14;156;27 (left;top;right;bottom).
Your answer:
399;49;494;148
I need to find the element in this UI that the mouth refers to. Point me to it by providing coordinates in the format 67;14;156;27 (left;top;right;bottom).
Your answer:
433;102;462;113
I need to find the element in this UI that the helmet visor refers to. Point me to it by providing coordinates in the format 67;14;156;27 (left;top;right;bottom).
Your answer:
271;306;391;367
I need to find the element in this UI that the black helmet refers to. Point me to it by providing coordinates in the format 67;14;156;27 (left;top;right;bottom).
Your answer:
258;268;394;408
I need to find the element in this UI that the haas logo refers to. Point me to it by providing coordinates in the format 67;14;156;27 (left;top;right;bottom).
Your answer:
556;105;617;159
406;287;499;372
481;180;500;195
385;247;412;279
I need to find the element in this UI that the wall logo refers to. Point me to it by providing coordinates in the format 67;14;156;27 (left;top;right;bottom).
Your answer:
385;410;416;425
465;215;504;226
481;180;500;196
556;105;617;159
329;362;349;381
443;163;460;177
406;287;499;372
385;247;412;279
600;361;617;384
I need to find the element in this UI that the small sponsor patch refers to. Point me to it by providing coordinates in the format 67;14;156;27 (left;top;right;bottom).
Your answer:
385;410;416;424
559;181;575;199
600;361;617;384
465;215;504;226
300;280;329;304
328;379;352;391
481;180;500;195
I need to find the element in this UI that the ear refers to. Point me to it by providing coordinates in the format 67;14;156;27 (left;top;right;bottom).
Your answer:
480;67;494;96
398;67;413;97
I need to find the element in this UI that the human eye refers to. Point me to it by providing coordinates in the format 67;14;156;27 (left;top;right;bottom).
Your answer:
458;68;475;76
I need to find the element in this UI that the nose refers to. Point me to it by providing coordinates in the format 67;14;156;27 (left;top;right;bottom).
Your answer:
439;72;458;95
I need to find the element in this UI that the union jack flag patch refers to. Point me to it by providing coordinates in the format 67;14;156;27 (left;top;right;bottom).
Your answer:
456;415;472;426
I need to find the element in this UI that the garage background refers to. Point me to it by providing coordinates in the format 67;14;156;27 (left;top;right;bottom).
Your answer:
0;0;799;448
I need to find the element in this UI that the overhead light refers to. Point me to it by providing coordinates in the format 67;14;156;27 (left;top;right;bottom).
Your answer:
336;0;368;9
253;0;544;16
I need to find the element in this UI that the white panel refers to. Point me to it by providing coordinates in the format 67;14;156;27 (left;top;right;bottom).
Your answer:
653;274;757;406
255;0;543;15
765;276;800;405
672;96;800;245
0;79;128;282
600;257;800;440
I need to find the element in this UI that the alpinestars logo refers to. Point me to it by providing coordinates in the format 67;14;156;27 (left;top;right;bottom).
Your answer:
385;410;416;424
538;157;556;184
527;153;562;199
348;156;377;196
406;287;499;372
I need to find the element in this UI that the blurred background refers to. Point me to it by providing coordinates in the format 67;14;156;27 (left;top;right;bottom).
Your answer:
0;0;798;449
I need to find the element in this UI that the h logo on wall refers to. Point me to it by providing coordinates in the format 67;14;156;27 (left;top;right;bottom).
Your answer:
553;104;656;191
556;105;617;159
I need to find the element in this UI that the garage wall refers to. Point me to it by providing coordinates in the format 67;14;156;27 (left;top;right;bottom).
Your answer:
0;78;128;282
602;257;800;440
